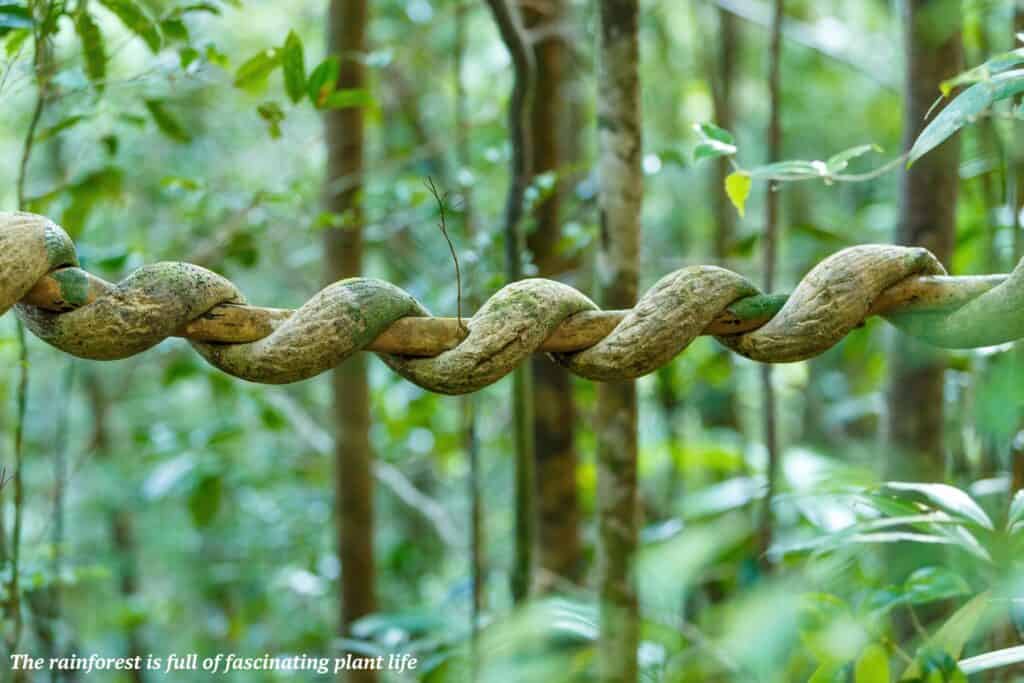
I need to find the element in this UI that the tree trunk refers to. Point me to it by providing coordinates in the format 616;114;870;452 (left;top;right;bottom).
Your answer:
702;6;744;434
324;2;376;682
596;0;641;680
86;373;145;683
887;0;962;479
522;0;582;588
710;7;738;264
484;0;537;603
757;0;784;564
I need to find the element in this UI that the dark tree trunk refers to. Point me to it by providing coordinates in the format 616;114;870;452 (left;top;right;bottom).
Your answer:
86;373;145;683
888;0;962;479
596;0;642;680
522;0;583;588
324;2;376;681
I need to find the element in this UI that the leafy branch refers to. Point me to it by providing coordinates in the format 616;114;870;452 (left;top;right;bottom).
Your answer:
693;122;892;217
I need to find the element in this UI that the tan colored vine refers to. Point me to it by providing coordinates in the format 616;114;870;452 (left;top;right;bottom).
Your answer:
5;211;1024;395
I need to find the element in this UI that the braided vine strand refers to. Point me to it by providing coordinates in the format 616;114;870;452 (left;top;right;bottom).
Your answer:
6;211;1024;395
718;245;947;362
19;263;243;360
193;278;429;385
381;279;598;394
556;266;759;381
1;212;78;314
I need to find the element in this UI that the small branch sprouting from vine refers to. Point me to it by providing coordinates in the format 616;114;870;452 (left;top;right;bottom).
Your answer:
425;176;466;333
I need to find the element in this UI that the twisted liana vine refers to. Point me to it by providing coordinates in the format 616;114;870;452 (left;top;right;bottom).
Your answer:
5;211;1024;395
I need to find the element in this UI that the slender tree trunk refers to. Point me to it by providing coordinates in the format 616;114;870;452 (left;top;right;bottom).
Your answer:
702;6;743;434
85;373;145;683
887;0;962;480
522;0;582;589
710;7;738;264
454;5;485;678
324;3;376;682
757;0;784;564
596;0;641;680
484;0;537;603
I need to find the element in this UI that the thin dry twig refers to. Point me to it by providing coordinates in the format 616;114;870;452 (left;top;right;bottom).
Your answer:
425;176;466;332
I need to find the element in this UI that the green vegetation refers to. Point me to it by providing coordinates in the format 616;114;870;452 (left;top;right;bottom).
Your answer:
2;0;1024;681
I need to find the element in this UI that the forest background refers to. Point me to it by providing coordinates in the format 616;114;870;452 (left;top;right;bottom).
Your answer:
2;0;1024;681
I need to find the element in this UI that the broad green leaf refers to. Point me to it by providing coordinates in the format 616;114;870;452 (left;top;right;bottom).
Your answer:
322;88;373;110
0;3;32;36
909;70;1024;165
694;121;735;146
900;592;992;680
4;27;29;54
725;172;751;217
1008;489;1024;531
940;48;1024;95
144;99;191;143
881;482;993;530
36;115;88;142
177;2;221;15
179;46;199;68
693;140;736;162
855;644;890;683
75;11;107;92
808;662;844;683
307;56;340;107
257;101;285;139
903;566;970;605
826;144;882;173
159;17;188;44
234;48;280;92
204;43;228;68
97;0;162;52
959;645;1024;675
281;30;305;103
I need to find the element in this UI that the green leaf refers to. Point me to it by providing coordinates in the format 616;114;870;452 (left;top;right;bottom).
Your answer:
159;17;188;44
281;30;305;103
256;101;285;139
188;473;222;528
4;27;29;54
97;0;162;52
909;70;1024;165
693;140;736;163
855;644;891;683
881;482;993;530
307;55;340;107
233;47;280;92
725;171;751;217
177;2;221;15
0;3;32;36
959;645;1024;676
940;48;1024;95
204;42;228;68
694;121;735;146
748;159;827;180
322;88;373;110
826;144;883;174
36;115;88;143
903;566;971;605
900;592;992;680
75;11;107;92
1008;489;1024;529
144;99;191;143
179;46;199;68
